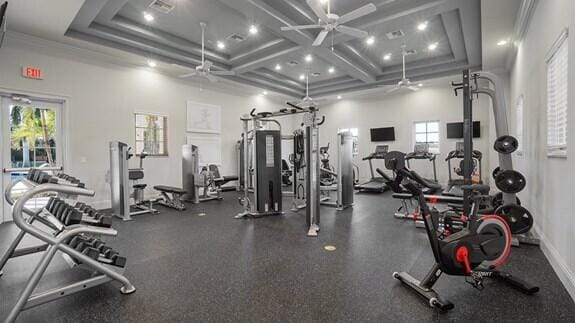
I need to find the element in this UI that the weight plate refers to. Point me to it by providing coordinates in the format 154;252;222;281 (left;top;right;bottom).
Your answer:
495;204;533;235
492;192;521;210
495;170;526;193
384;151;406;171
492;166;501;180
494;135;519;154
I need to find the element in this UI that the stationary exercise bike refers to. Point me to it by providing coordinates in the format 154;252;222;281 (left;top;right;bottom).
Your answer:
319;143;336;186
384;151;538;310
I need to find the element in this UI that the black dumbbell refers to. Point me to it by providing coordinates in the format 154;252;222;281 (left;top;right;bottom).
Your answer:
81;247;100;261
64;209;83;225
27;169;37;180
103;254;127;268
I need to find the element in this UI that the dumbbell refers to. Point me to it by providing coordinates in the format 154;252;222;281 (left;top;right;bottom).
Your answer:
27;169;38;180
81;214;113;228
69;236;125;267
37;172;52;184
60;207;83;226
45;197;60;212
98;253;127;268
72;241;100;262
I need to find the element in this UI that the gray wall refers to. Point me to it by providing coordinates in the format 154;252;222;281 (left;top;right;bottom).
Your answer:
508;0;575;300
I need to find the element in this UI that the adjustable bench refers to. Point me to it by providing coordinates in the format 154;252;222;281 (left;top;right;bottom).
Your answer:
153;185;187;211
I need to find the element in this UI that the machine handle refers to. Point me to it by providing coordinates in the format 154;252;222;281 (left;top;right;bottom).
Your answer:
249;108;257;117
286;102;304;110
317;116;326;126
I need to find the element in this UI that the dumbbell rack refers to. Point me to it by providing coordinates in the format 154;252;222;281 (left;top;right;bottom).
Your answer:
1;169;136;323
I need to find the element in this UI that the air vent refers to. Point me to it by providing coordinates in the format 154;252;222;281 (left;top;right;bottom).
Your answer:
405;49;417;55
287;60;299;66
149;0;175;14
227;34;246;43
311;72;321;77
386;30;405;40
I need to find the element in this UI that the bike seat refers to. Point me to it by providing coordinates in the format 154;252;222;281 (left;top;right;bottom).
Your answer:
460;184;490;195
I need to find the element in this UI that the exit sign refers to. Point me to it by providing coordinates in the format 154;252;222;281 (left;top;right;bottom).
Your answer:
22;66;43;80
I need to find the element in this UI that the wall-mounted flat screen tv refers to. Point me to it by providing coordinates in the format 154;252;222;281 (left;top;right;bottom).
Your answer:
446;121;481;138
370;127;395;142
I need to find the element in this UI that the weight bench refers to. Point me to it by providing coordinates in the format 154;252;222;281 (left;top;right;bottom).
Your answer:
154;185;187;211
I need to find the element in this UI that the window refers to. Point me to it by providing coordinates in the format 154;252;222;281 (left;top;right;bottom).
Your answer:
339;128;359;156
516;95;524;155
135;113;167;156
546;29;568;157
414;121;440;154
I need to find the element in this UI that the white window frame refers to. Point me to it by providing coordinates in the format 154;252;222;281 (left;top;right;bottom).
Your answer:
413;121;440;154
545;29;568;158
134;112;169;157
516;95;524;155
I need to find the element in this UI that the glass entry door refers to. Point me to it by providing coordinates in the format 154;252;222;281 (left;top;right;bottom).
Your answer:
1;96;63;222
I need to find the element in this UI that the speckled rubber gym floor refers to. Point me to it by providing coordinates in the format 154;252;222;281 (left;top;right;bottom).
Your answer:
1;192;574;322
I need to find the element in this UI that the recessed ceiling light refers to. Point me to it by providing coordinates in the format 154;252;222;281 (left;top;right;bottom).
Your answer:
143;12;154;22
366;36;375;45
263;90;268;95
497;39;509;46
428;42;438;51
299;74;305;80
383;53;392;60
147;60;157;68
275;64;282;71
337;95;342;100
418;83;423;87
305;54;313;62
249;25;259;35
328;67;335;74
217;41;226;49
417;21;428;31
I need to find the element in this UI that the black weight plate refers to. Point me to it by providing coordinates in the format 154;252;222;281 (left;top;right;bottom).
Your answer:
495;170;526;193
492;166;501;180
494;135;519;154
495;204;533;234
384;151;406;171
492;192;521;210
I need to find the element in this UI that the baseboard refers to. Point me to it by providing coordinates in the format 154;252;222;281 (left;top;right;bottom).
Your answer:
534;224;575;302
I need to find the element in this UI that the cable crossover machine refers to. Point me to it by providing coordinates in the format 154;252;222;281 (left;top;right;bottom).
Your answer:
236;102;325;237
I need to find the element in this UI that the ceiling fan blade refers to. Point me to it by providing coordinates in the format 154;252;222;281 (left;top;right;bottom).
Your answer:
281;25;323;31
335;25;368;38
407;86;420;91
206;74;218;82
179;72;198;78
306;0;329;23
312;30;329;46
338;3;377;24
383;86;400;94
212;70;235;76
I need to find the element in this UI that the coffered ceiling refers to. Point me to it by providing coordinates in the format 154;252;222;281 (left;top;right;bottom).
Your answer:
66;0;482;98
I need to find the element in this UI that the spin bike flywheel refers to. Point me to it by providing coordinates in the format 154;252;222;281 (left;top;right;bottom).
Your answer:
475;215;512;269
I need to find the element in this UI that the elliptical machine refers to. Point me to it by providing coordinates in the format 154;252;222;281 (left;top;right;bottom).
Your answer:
384;151;539;310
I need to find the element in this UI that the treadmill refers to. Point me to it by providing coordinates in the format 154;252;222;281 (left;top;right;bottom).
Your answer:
354;145;390;193
405;143;442;194
443;142;482;197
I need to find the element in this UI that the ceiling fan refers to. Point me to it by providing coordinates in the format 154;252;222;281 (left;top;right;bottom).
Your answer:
384;45;421;94
281;0;376;47
179;22;235;82
289;72;323;107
